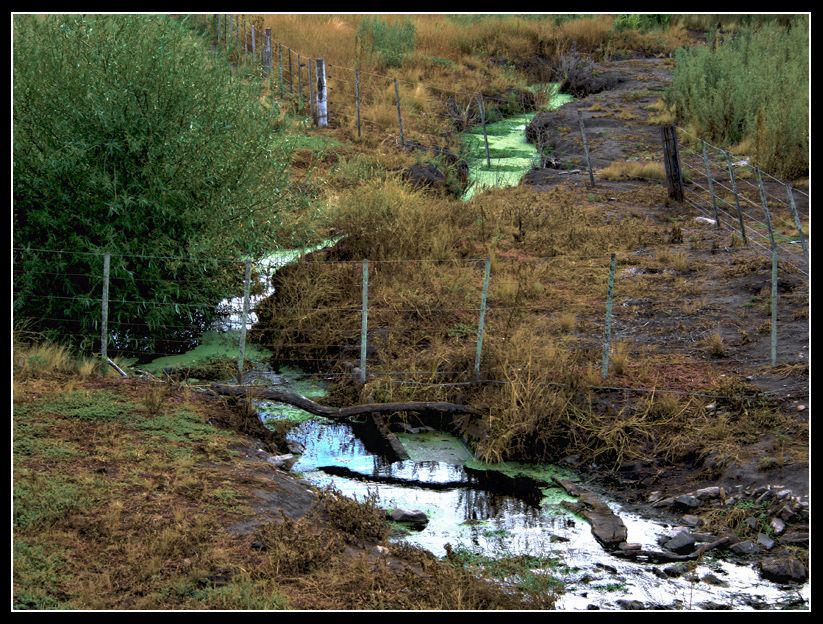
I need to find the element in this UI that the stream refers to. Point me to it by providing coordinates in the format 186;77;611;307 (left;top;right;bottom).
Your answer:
254;368;809;611
140;100;809;609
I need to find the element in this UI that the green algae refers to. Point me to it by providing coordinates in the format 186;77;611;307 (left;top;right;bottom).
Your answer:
395;432;473;464
462;83;574;201
139;331;272;376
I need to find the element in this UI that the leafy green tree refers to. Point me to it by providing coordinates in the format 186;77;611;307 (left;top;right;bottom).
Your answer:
13;15;303;355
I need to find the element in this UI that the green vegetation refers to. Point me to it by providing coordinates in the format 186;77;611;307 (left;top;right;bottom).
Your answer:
13;14;307;353
667;17;809;178
357;16;416;69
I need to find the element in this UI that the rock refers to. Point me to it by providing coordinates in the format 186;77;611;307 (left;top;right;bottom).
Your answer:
587;604;600;610
756;533;775;551
673;495;701;510
694;486;724;501
651;567;668;579
699;601;732;610
374;545;389;555
389;508;429;530
759;557;808;583
617;600;645;610
285;440;305;455
404;163;446;191
663;563;690;578
796;404;806;412
550;535;570;543
250;540;267;551
596;563;617;574
664;531;696;555
652;497;675;508
647;491;663;503
701;573;728;587
681;514;702;528
778;531;809;547
745;516;759;531
775;489;792;500
618;542;642;552
266;453;297;471
730;540;758;556
778;505;798;522
770;517;786;535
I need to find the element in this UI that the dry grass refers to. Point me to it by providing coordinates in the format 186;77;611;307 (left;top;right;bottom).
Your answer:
701;332;726;358
598;160;666;181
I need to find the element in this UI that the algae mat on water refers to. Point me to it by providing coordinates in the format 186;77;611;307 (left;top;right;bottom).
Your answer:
462;84;574;201
138;331;272;376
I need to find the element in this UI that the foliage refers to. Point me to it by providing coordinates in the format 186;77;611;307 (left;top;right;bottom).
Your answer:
356;16;416;69
667;17;808;178
13;15;303;354
614;14;672;32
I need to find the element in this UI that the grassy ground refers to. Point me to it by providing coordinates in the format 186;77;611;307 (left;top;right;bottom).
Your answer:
12;345;559;610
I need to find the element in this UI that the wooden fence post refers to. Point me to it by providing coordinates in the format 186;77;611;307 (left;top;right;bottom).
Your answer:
724;151;748;245
100;252;110;375
355;69;362;139
297;52;303;113
474;259;492;383
315;58;328;128
360;260;369;385
578;109;595;187
277;44;284;98
477;95;491;169
308;59;315;121
288;48;293;94
601;253;616;379
227;14;233;54
702;141;721;228
213;14;219;43
262;29;272;77
785;184;808;264
238;258;252;384
243;19;247;57
661;126;684;202
394;78;405;146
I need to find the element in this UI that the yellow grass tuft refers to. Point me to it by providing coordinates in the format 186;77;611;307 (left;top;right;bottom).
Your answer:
598;161;666;181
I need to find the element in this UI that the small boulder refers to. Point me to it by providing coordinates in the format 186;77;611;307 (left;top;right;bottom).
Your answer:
389;508;429;530
617;600;645;610
759;557;808;583
663;562;690;578
701;573;728;587
778;531;809;547
266;453;297;471
756;533;775;551
681;514;703;528
664;531;696;555
730;540;757;556
694;486;724;501
403;163;446;191
770;517;786;535
673;495;701;510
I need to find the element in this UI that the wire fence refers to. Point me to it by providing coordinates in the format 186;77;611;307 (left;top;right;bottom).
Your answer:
14;242;808;402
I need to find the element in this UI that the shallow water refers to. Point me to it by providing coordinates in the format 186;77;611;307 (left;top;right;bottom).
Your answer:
257;367;810;611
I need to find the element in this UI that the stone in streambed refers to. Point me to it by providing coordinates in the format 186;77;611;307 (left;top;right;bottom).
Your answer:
730;540;758;556
759;557;808;583
673;495;701;510
389;508;429;530
663;531;696;555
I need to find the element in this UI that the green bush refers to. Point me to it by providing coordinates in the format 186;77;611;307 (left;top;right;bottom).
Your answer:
667;17;808;178
357;17;415;69
13;15;303;352
614;14;672;32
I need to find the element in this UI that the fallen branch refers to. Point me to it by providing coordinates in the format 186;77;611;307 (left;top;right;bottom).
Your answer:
210;384;481;420
612;536;734;564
